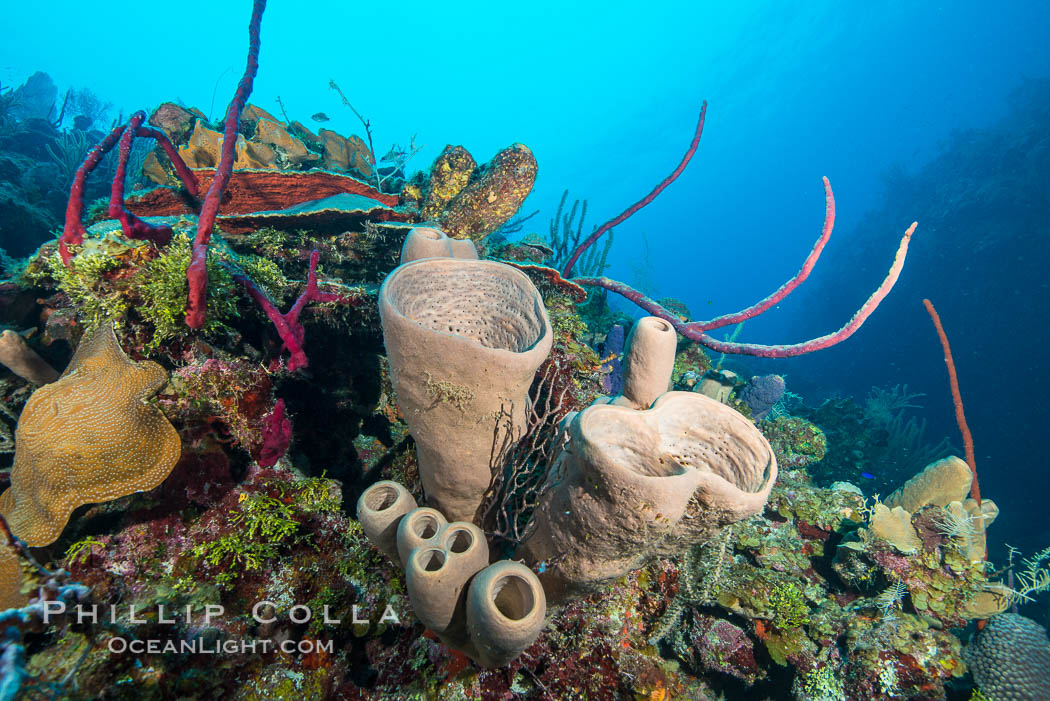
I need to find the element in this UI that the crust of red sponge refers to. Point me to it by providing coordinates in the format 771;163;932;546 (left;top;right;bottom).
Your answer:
126;167;401;218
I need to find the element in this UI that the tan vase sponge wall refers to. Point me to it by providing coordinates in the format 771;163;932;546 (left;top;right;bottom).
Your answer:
399;226;479;264
521;390;777;604
379;256;553;522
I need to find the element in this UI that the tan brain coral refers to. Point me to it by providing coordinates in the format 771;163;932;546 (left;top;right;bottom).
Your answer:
884;455;973;513
1;544;26;609
0;324;181;547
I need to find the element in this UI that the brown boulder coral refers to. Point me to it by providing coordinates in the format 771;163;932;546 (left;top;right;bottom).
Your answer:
0;324;181;546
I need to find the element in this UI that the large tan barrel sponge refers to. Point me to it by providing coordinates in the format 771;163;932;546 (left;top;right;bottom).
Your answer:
520;391;777;605
466;561;546;668
399;226;478;265
379;258;553;522
356;480;418;565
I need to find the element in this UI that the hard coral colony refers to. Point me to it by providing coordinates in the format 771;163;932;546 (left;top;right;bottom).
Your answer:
0;2;1039;700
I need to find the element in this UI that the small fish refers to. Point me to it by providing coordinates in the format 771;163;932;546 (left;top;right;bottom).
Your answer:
311;112;330;123
860;472;876;480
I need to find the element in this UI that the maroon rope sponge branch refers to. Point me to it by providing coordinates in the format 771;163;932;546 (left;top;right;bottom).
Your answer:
185;0;267;329
561;103;707;278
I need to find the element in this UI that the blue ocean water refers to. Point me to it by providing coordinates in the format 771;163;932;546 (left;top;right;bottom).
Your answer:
1;0;1048;657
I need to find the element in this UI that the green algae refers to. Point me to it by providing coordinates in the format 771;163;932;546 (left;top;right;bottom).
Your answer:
768;581;811;629
188;477;341;589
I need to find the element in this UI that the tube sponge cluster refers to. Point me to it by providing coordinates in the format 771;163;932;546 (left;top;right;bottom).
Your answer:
357;481;547;668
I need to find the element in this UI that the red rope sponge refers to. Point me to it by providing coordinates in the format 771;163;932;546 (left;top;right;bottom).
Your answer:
185;0;267;329
923;298;980;505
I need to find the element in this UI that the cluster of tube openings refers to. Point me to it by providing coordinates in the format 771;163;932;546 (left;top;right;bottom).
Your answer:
358;481;545;668
357;227;778;667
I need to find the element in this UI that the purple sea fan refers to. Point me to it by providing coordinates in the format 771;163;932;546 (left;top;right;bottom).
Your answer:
740;374;786;420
